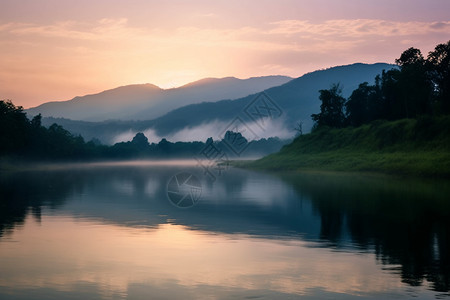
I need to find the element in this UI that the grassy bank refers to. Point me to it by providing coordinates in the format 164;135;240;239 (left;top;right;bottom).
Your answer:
241;116;450;178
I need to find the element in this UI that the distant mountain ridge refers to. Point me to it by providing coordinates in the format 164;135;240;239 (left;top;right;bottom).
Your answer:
39;63;396;144
148;63;396;135
27;75;293;121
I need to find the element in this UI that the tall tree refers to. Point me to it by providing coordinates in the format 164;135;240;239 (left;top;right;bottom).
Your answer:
346;82;381;126
427;40;450;114
378;47;432;119
396;47;432;117
312;84;346;128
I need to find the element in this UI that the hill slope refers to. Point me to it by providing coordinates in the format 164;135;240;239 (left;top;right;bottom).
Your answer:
243;117;450;177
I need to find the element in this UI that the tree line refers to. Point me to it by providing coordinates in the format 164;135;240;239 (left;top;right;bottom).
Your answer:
312;40;450;128
0;100;102;159
0;100;285;160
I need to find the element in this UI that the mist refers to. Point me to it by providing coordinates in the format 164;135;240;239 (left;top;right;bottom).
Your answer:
112;118;295;144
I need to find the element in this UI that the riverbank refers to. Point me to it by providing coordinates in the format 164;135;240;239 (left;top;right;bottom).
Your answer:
236;117;450;178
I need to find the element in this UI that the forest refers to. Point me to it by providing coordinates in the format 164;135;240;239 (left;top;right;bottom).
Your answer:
242;41;450;177
0;100;285;161
312;41;450;128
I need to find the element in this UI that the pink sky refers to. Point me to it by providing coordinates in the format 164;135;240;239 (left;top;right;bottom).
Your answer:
1;0;450;108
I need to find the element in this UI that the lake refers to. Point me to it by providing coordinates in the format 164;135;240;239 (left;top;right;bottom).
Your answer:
0;161;449;299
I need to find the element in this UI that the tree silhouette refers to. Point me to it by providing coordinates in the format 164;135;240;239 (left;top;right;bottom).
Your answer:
346;82;381;126
427;41;450;114
30;114;42;128
395;47;425;67
0;100;29;155
294;121;303;136
396;47;432;118
131;132;149;148
312;84;346;128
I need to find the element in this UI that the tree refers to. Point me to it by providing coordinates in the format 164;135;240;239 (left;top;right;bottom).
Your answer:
158;138;171;155
30;114;42;128
376;47;432;120
346;82;381;126
427;40;450;113
396;48;431;118
294;121;303;136
379;69;403;120
45;124;80;158
0;100;29;154
131;132;149;148
311;84;346;128
395;47;425;67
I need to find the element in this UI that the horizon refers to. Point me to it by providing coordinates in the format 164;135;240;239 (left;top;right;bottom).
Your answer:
1;0;449;108
24;74;295;109
26;61;391;109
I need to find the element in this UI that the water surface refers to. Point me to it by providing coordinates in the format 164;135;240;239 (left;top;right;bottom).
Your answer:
0;161;449;299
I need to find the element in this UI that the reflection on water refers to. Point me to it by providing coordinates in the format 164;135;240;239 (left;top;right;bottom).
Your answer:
0;161;449;299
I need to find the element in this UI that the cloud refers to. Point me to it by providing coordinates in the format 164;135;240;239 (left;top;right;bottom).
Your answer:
269;19;450;38
3;18;449;50
4;18;152;45
196;13;217;18
2;17;449;108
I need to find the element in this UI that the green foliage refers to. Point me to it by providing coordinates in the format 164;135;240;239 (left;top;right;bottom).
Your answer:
246;117;450;177
313;41;450;129
248;41;450;177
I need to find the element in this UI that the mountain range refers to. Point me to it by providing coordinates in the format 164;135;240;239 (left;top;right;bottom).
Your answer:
27;76;293;121
34;63;395;144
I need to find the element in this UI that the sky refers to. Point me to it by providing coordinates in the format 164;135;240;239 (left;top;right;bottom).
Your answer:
1;0;450;108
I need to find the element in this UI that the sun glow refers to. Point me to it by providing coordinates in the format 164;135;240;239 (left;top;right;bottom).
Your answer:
1;0;449;108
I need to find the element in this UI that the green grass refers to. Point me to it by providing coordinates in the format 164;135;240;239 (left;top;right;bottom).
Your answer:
241;116;450;178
